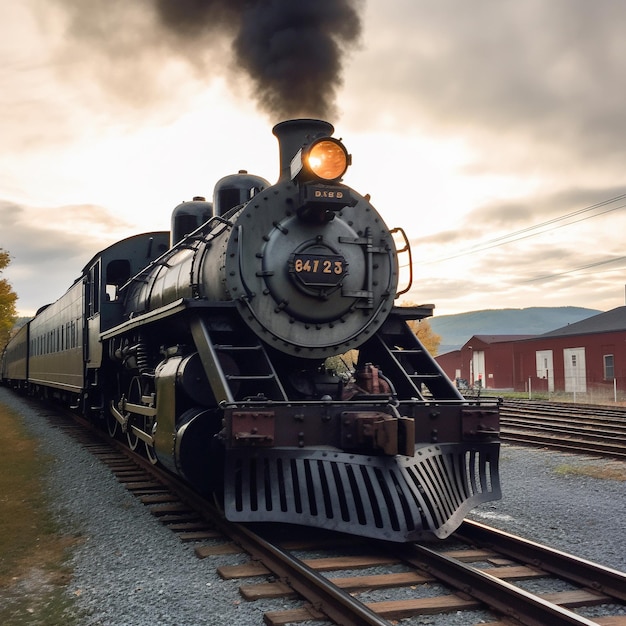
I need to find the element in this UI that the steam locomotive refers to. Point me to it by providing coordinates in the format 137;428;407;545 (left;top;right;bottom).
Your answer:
1;119;500;541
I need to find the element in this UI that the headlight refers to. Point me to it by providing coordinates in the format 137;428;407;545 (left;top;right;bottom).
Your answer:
306;139;349;181
290;138;351;182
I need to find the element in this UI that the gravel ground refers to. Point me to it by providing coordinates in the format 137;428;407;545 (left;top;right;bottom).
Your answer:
468;444;626;573
2;386;625;625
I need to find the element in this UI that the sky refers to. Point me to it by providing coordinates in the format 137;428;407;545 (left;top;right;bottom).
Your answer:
2;0;626;318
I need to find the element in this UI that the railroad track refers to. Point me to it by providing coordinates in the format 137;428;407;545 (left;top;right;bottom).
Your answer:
499;400;626;459
48;403;626;626
224;520;626;626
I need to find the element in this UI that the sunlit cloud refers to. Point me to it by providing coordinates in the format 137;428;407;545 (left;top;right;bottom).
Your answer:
2;0;626;317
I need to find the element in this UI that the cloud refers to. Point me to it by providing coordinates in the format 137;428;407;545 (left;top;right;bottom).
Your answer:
404;178;626;315
34;0;364;122
3;0;626;317
468;185;626;228
0;199;138;314
414;184;626;264
346;1;626;171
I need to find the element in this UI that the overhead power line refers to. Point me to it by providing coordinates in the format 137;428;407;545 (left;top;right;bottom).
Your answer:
524;255;626;283
422;192;626;265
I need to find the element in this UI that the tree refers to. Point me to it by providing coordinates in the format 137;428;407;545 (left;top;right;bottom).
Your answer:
400;301;441;356
0;248;18;349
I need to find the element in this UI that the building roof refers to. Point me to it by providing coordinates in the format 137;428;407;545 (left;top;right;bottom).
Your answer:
540;306;626;338
469;334;537;345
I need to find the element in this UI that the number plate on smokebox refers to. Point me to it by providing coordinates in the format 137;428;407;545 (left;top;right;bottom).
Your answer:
290;253;347;287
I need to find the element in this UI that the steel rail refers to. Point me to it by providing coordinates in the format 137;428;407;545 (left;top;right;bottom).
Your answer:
502;400;626;418
501;418;626;439
457;520;626;602
215;521;394;626
500;432;626;459
499;401;626;458
394;543;602;626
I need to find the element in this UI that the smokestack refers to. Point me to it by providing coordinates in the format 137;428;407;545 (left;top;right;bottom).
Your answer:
272;119;334;181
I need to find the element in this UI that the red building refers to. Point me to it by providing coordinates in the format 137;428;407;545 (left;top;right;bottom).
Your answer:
436;335;534;390
435;307;626;401
511;306;626;398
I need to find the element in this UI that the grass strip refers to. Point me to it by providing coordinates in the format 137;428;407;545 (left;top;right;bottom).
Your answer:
0;400;82;625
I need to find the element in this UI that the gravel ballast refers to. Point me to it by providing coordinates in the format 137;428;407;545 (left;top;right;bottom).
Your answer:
468;444;626;573
2;386;625;625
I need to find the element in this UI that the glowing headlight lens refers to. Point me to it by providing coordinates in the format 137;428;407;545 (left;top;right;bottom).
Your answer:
305;139;349;181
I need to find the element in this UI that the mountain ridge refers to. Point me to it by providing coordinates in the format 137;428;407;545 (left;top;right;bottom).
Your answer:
429;306;601;353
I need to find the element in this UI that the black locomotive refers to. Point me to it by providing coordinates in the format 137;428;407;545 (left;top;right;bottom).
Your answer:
1;119;500;541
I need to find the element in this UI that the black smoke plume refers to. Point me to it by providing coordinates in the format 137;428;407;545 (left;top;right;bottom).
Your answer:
154;0;362;119
50;0;363;121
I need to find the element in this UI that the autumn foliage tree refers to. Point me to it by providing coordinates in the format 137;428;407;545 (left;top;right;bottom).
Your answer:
400;301;441;356
326;302;442;377
0;248;18;349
